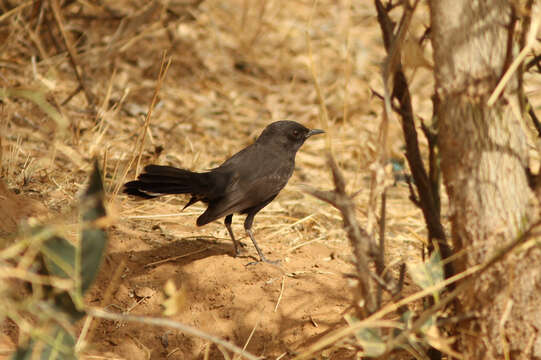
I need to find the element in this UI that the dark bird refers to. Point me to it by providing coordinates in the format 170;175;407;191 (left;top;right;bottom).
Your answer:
124;120;324;264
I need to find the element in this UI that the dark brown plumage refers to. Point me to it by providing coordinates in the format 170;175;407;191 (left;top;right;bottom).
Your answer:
124;120;324;263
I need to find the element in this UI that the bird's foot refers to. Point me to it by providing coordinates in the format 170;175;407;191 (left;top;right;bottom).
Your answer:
232;242;248;257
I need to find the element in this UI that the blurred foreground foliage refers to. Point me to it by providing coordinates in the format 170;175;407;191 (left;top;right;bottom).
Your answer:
0;161;107;359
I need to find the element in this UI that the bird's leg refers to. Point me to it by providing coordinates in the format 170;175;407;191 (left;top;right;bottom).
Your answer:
244;214;279;265
224;214;245;257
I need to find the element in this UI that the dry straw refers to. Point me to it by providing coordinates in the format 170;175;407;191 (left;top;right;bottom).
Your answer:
6;0;530;358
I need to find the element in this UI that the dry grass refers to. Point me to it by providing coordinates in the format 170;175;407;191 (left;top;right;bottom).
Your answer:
1;0;429;257
0;1;438;358
2;0;540;358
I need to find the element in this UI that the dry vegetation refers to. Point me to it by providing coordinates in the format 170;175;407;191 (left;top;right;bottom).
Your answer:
1;0;540;359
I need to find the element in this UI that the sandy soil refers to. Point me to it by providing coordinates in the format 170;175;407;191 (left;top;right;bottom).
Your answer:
89;219;354;359
0;175;421;359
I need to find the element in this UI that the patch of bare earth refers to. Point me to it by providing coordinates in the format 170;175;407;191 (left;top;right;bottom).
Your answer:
87;222;353;359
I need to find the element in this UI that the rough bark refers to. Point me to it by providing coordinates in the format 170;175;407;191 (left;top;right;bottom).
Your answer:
429;0;541;358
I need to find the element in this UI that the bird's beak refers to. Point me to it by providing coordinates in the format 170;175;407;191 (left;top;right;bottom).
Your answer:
306;129;325;138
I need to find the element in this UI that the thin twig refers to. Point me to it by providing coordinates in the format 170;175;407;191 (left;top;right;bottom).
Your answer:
526;96;541;137
374;0;452;278
49;0;94;105
234;308;265;360
135;51;172;176
376;192;386;307
305;155;378;315
111;51;171;200
487;16;540;105
274;276;286;312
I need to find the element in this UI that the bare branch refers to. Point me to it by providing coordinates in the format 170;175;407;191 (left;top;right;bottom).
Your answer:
305;154;378;315
374;0;453;279
49;0;94;106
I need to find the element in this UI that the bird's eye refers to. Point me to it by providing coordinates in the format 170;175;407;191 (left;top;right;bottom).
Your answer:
293;130;299;137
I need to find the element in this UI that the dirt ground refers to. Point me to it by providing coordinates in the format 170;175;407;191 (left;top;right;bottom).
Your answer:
89;213;355;359
0;0;455;359
0;176;422;359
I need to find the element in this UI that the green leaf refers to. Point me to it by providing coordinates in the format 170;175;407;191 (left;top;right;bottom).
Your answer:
11;326;76;360
394;310;412;337
356;328;386;357
42;236;75;280
407;250;444;291
42;326;77;360
38;160;108;320
81;228;107;293
81;159;106;222
52;292;86;322
79;159;107;294
40;236;86;321
344;315;386;357
11;345;32;360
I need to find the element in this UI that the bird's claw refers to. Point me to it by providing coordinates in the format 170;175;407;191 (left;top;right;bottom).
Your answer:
233;242;248;257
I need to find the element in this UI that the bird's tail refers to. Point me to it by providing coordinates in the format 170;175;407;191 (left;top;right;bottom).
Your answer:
123;165;212;199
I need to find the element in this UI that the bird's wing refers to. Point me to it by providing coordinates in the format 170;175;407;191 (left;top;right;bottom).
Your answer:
196;154;293;226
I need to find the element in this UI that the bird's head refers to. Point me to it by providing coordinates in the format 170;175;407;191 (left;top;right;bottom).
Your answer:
256;120;324;153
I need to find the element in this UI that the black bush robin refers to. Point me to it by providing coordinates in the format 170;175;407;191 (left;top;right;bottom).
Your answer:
124;120;324;264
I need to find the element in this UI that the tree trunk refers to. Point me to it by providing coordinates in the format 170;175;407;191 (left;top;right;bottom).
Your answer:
429;0;541;358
